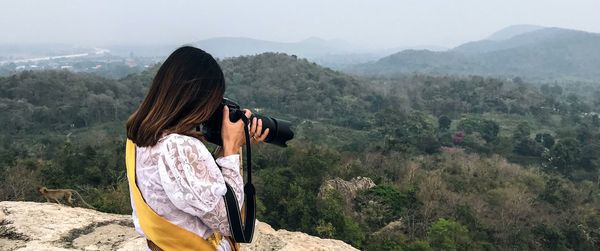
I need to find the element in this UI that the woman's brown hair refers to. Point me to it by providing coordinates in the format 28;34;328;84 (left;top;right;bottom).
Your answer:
126;46;225;147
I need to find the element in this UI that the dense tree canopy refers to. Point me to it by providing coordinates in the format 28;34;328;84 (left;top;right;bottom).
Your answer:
2;53;600;250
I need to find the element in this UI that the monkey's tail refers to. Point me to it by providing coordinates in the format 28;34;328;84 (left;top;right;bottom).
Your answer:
70;190;96;210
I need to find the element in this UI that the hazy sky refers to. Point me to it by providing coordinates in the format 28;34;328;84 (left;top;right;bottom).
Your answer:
1;0;599;49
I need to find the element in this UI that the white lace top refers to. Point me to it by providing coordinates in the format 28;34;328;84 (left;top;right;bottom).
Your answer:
129;133;244;251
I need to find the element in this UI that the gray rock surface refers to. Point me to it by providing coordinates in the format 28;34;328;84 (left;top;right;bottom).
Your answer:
318;176;375;209
0;201;358;251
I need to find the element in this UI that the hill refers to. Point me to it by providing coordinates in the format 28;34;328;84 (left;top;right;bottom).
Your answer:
347;26;600;81
218;53;380;125
193;37;387;68
486;24;545;41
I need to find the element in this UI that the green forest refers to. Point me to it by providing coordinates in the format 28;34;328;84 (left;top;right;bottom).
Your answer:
2;53;600;250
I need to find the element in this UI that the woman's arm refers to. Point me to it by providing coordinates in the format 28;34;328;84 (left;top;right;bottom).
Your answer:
215;153;244;210
157;134;244;236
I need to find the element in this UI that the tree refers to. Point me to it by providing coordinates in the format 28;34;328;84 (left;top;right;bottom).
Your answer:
535;133;555;149
317;191;365;247
514;138;544;156
513;122;531;141
452;131;465;145
438;115;452;131
355;185;418;229
427;218;472;251
532;224;567;250
456;118;479;134
479;120;500;142
456;118;499;143
580;143;600;172
395;112;440;153
546;138;581;175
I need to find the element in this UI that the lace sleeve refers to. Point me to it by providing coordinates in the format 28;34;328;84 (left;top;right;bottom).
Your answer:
157;134;244;236
216;154;244;210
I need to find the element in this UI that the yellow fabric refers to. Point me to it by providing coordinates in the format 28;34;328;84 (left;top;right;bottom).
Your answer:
126;139;219;251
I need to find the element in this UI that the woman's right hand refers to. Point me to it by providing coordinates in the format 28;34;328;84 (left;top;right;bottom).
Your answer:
221;105;251;157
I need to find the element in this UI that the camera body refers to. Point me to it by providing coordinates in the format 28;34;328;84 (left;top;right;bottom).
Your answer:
199;98;294;147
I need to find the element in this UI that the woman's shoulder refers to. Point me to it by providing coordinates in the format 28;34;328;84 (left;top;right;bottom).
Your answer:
158;133;208;150
156;133;215;162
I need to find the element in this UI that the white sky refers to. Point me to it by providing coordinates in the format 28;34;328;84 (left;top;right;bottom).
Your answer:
1;0;599;49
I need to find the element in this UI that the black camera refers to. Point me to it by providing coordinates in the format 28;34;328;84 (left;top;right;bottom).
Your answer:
199;98;294;147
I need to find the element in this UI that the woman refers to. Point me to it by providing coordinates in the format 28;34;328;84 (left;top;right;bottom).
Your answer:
125;46;268;251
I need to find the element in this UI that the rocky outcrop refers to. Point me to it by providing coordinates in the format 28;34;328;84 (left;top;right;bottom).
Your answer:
0;201;358;251
243;221;358;251
318;176;375;209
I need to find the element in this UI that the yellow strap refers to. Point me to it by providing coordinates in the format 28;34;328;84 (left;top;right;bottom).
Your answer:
126;139;218;251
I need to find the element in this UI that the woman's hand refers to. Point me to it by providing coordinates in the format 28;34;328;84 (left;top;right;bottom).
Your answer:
249;117;270;145
221;106;251;156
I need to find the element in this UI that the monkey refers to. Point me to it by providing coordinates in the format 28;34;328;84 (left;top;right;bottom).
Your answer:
37;186;96;209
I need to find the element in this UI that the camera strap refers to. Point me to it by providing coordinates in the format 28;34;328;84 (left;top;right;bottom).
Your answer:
220;112;256;243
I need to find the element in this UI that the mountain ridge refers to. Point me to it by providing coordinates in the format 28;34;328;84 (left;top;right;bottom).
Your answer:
347;26;600;81
486;24;545;41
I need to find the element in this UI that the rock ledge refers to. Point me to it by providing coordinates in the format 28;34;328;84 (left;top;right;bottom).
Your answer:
0;201;357;251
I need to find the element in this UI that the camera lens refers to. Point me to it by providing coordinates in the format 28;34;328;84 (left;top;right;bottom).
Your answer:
199;98;294;147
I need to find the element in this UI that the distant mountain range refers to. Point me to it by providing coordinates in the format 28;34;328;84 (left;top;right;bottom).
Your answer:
5;24;598;81
0;38;445;69
347;25;600;81
192;37;445;68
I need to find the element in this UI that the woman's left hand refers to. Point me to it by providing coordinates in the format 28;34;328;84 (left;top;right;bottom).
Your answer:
248;116;269;145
